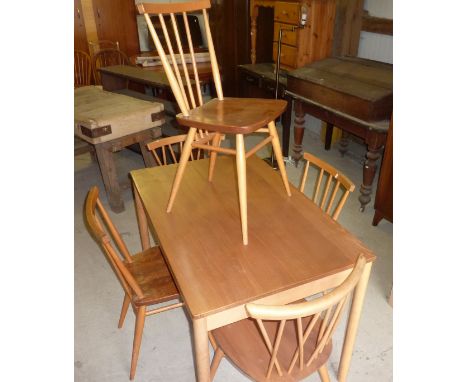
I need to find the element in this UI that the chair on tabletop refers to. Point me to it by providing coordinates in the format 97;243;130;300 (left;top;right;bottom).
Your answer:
74;50;92;88
93;48;130;85
209;254;366;382
85;186;184;380
137;0;291;246
299;152;355;221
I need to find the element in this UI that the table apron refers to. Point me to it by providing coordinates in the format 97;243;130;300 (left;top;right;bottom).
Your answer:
205;268;352;331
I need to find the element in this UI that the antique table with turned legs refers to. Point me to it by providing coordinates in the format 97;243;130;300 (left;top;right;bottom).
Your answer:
287;56;392;211
131;155;375;381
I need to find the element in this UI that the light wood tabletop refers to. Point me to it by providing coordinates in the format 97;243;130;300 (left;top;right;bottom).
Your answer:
131;155;375;382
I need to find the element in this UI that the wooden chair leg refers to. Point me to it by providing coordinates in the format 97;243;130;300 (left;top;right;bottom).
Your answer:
118;294;131;329
267;121;291;197
130;306;146;380
208;133;222;182
318;365;331;382
167;127;197;213
210;348;225;381
235;134;248;245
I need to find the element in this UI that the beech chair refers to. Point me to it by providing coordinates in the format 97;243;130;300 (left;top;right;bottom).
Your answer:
88;39;120;57
85;186;184;380
93;48;130;84
137;0;291;245
147;134;208;166
209;254;367;382
74;50;92;88
299;152;355;221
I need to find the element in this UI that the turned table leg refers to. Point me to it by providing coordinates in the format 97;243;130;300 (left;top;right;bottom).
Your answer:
94;142;124;213
358;134;385;211
339;131;350;157
293;99;305;166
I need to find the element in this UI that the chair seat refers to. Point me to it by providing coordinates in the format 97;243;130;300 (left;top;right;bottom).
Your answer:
211;315;332;382
125;246;180;306
176;98;287;134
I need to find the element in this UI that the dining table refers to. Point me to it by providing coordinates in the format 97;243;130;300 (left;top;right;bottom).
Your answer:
130;154;376;382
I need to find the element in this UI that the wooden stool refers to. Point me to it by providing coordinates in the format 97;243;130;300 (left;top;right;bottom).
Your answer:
137;1;291;245
75;86;164;212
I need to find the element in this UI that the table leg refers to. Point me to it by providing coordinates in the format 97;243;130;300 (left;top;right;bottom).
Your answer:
339;131;350;157
193;317;210;382
338;262;372;382
139;139;157;168
293;99;305;166
281;93;292;158
133;183;150;251
324;122;333;151
358;137;383;211
94;143;124;213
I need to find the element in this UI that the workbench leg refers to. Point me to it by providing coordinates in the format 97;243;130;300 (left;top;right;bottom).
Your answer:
193;318;210;382
95;143;124;213
139;139;157;168
358;141;382;212
293;99;305;167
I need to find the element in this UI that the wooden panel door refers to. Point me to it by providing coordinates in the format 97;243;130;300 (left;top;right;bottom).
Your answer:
74;0;89;53
92;0;140;57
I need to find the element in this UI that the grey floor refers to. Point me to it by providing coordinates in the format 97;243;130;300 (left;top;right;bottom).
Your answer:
75;123;393;381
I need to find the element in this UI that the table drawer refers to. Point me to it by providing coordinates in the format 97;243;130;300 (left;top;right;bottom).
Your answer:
273;43;297;69
274;2;300;24
273;22;298;46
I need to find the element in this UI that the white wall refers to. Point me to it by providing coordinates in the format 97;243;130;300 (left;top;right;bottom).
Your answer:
358;0;393;63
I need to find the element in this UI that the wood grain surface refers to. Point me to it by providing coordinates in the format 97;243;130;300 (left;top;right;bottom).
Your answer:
131;156;375;319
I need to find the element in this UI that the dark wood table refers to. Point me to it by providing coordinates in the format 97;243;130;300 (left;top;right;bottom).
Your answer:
286;56;392;211
131;155;375;382
238;63;292;159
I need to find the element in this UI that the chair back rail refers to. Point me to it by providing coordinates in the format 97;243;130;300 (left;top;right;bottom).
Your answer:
85;187;144;299
299;152;355;221
88;40;120;57
93;48;129;84
74;50;92;87
245;254;366;378
136;1;223;118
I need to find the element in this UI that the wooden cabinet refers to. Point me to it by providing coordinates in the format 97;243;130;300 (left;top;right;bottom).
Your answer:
372;117;393;226
251;0;338;70
250;0;365;70
74;0;139;57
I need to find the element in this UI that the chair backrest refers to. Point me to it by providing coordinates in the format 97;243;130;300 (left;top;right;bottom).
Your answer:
299;152;355;221
88;39;120;57
147;134;205;166
93;48;129;84
74;50;92;88
136;1;223;117
245;254;366;379
85;186;145;300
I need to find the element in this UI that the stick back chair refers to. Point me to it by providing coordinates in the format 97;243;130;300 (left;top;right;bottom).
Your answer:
85;186;184;380
299;152;355;221
209;254;367;382
74;50;92;88
136;1;291;245
147;134;207;166
88;39;120;57
93;48;130;85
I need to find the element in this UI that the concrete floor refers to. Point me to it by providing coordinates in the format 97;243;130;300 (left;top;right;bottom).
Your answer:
74;123;393;381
